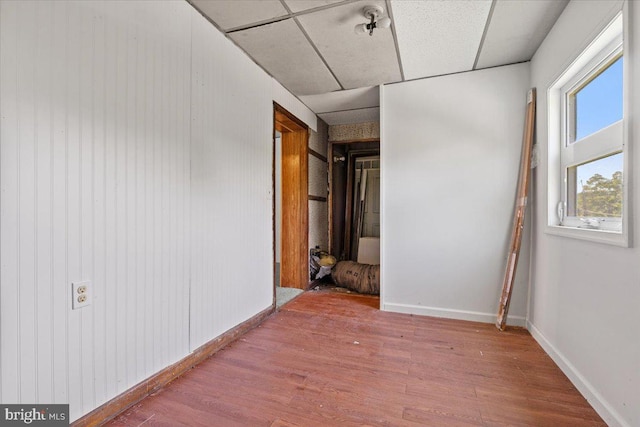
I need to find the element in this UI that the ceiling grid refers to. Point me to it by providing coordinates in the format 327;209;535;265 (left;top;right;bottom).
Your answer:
385;0;405;82
472;0;497;70
279;0;346;90
189;0;569;125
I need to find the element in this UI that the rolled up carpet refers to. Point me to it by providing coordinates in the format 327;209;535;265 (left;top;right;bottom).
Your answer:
331;261;380;295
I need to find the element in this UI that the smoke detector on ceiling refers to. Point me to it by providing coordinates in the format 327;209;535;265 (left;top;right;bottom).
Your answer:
354;5;391;36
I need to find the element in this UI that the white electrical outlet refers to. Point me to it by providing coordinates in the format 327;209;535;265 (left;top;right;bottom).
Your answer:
72;281;91;309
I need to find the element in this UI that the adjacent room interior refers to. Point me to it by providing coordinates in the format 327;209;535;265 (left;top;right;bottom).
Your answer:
0;0;638;426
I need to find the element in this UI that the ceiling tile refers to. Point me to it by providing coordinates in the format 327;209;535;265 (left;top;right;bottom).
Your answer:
192;0;287;31
475;0;569;69
297;0;401;90
284;0;345;14
392;0;492;80
319;107;379;125
229;19;341;95
300;86;379;113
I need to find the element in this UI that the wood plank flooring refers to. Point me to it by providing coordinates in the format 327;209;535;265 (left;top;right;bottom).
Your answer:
108;290;605;426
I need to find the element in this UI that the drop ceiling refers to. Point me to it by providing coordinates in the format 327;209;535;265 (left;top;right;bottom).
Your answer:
189;0;568;125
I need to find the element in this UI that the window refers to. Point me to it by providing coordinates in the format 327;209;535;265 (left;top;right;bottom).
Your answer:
572;56;623;142
567;153;623;219
561;49;623;231
547;13;629;245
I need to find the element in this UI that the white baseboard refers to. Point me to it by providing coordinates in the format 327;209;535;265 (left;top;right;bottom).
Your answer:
527;321;629;427
382;302;527;327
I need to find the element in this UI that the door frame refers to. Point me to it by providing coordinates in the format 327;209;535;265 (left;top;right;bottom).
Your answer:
328;140;380;259
344;149;380;261
273;103;309;290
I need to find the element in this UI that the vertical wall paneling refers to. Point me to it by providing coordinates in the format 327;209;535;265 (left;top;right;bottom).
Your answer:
0;1;193;420
91;0;107;407
133;0;145;388
113;1;128;398
50;1;70;406
1;0;22;403
189;11;273;350
81;1;95;410
34;1;54;404
103;0;118;401
149;4;162;378
19;0;38;403
142;7;155;383
1;0;315;421
124;2;136;387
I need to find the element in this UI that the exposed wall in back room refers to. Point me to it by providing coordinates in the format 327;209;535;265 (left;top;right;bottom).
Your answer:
308;120;329;258
380;62;531;325
329;122;380;142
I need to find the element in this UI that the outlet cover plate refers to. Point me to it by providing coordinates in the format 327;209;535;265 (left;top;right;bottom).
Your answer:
72;281;91;309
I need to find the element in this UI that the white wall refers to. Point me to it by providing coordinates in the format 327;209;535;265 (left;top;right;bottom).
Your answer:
189;10;274;350
529;1;639;426
0;0;316;421
0;1;193;417
380;63;531;325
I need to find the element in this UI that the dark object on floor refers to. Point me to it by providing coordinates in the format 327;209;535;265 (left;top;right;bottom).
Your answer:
332;261;380;295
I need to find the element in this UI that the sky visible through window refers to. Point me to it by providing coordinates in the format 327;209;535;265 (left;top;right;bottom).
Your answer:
574;56;623;192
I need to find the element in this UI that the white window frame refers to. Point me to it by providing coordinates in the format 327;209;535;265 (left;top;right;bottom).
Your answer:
560;42;623;231
546;12;631;247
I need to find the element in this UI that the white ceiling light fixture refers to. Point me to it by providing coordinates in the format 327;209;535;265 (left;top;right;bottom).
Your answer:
354;5;391;36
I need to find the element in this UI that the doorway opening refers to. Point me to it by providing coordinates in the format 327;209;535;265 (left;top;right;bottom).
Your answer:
273;103;309;301
329;141;380;263
351;155;380;264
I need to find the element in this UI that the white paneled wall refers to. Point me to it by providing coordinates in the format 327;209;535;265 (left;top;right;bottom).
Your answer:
0;0;315;422
0;1;192;418
189;11;273;350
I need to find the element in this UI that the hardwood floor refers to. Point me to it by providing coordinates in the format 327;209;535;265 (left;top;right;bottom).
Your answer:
108;290;605;426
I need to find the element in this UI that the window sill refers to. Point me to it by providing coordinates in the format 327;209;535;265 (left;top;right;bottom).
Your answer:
545;225;629;247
